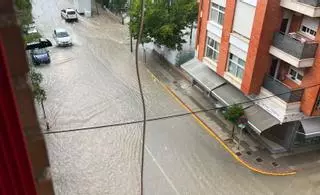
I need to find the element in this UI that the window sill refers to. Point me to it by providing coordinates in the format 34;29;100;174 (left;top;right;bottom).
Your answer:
203;57;218;71
224;72;242;89
208;21;223;30
285;75;302;86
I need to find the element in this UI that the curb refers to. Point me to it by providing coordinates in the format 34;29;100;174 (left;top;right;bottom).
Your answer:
146;69;296;176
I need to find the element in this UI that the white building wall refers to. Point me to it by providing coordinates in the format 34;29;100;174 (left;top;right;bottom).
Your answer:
74;0;91;14
254;88;305;123
232;0;256;39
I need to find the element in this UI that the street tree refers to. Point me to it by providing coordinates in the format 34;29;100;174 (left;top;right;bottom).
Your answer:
129;0;198;51
14;0;33;26
29;68;47;119
223;104;245;139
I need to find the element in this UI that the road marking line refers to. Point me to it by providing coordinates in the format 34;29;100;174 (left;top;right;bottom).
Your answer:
145;146;181;195
146;69;296;176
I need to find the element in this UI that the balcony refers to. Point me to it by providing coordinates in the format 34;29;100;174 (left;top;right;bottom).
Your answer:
298;0;320;7
269;32;318;68
280;0;320;17
263;75;304;103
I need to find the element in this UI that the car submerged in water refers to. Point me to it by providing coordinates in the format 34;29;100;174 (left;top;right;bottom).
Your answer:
30;48;51;65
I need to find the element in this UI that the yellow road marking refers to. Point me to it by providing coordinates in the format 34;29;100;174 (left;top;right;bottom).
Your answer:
147;69;296;176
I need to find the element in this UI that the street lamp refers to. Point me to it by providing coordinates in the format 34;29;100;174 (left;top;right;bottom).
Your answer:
237;116;247;150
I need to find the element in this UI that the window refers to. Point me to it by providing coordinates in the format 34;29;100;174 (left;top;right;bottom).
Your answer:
227;53;245;79
280;18;289;34
316;96;320;110
301;25;317;37
210;3;225;25
205;37;220;62
300;16;318;38
288;68;304;84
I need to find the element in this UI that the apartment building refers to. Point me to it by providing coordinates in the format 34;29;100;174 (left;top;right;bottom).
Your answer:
182;0;320;153
1;0;54;194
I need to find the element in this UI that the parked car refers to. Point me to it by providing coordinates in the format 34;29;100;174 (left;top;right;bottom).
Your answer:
61;8;78;22
26;38;53;50
53;28;72;46
23;22;38;35
30;48;50;65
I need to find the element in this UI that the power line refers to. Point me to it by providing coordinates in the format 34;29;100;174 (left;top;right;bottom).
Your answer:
135;0;146;193
30;81;320;137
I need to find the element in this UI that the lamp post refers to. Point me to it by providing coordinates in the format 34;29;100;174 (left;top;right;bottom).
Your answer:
237;116;247;150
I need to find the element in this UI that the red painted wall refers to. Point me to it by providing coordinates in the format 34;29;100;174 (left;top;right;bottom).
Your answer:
301;24;320;116
241;0;283;95
196;0;210;61
0;40;37;195
216;0;236;76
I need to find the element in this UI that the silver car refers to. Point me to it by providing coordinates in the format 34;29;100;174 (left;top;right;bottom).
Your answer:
53;28;72;46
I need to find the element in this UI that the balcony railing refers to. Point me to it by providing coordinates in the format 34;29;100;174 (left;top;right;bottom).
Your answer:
298;0;320;7
263;75;304;103
272;32;318;59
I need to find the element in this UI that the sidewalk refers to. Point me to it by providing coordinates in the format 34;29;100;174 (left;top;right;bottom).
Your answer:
140;46;320;175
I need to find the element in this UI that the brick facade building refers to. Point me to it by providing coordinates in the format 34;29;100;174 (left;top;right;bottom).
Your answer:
183;0;320;152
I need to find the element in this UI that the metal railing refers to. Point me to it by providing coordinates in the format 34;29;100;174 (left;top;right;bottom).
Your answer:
263;75;304;103
272;32;318;59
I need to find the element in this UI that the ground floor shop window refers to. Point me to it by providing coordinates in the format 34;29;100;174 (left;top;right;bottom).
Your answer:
294;133;320;146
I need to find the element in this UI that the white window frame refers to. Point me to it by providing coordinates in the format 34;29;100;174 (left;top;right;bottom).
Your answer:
210;2;225;26
300;25;317;38
227;53;246;79
205;36;220;62
287;67;304;85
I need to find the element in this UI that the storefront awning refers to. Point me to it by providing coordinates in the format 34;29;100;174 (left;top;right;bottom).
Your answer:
181;59;279;134
211;84;254;108
181;59;226;91
245;105;280;134
301;117;320;138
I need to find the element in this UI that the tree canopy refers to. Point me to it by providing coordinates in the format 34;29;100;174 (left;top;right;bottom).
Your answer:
129;0;198;50
223;105;245;125
14;0;33;26
29;68;47;103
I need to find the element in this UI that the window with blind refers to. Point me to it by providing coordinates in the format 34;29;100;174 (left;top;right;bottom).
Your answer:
210;3;225;26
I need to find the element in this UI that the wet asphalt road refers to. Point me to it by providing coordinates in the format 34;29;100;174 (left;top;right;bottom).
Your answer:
31;0;320;194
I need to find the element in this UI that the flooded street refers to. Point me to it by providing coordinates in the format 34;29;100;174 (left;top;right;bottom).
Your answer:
31;0;320;194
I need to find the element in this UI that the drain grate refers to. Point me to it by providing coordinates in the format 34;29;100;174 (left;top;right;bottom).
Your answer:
235;152;242;156
272;162;279;167
256;157;263;163
246;151;252;155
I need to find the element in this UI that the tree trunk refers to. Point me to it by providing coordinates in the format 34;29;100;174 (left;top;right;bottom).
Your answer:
142;43;146;64
41;100;46;119
130;31;133;52
231;125;235;139
94;0;99;15
41;100;50;130
121;12;124;25
189;23;193;45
